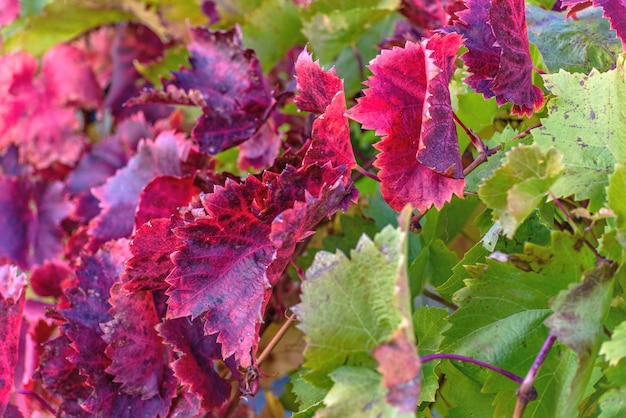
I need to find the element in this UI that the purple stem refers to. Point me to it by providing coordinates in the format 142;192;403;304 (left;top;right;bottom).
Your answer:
17;389;57;415
354;164;380;182
421;353;524;384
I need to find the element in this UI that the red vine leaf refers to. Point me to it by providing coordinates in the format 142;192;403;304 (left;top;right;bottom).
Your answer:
135;176;199;229
452;0;544;116
158;318;236;412
123;216;184;293
166;177;276;368
347;37;464;212
101;284;174;400
133;27;272;155
294;48;343;114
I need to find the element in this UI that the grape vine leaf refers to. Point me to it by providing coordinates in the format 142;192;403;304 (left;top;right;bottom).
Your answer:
413;306;449;403
526;5;622;74
295;48;356;175
0;266;26;417
316;366;412;418
0;177;72;269
294;211;415;400
602;318;626;368
158;317;237;412
478;144;564;238
535;55;626;211
133;26;273;155
562;0;626;47
123;216;183;293
441;231;596;416
607;164;626;249
166;176;276;368
60;244;176;416
0;0;19;26
545;262;618;417
299;0;399;64
451;0;544;116
347;34;465;212
135;176;198;228
89;131;190;246
101;284;175;400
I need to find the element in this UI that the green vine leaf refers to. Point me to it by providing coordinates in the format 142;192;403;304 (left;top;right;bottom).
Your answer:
535;54;626;211
478;143;564;238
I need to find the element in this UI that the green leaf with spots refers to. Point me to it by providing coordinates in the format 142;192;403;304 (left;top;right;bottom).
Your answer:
526;5;622;74
535;55;626;211
294;220;408;387
478;143;564;238
300;0;399;65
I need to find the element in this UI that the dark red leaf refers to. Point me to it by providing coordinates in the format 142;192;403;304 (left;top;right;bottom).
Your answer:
0;266;26;417
104;23;169;122
101;285;175;401
0;177;32;268
489;0;544;116
158;318;236;411
400;0;449;32
135;176;199;228
29;262;73;298
166;177;276;367
134;27;272;155
373;328;421;413
452;0;544;116
89;131;191;246
347;40;464;212
417;33;464;178
123;217;184;293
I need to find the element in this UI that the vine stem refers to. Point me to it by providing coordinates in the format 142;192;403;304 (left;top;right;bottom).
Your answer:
513;333;556;418
354;163;380;182
421;353;524;384
256;312;297;366
17;389;57;415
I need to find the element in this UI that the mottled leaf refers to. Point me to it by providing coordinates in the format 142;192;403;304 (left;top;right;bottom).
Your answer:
535;56;626;211
478;144;563;238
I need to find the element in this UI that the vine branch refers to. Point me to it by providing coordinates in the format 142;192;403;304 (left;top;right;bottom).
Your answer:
421;353;525;385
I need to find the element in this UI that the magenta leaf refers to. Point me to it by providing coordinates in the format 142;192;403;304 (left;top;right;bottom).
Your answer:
400;0;450;32
135;176;199;229
452;0;544;116
166;177;276;367
0;176;72;269
347;38;465;212
0;0;19;26
238;115;284;171
101;285;175;400
158;318;236;411
295;49;356;174
29;261;72;298
123;217;184;293
134;27;272;155
89;131;190;246
0;266;26;417
104;23;169;122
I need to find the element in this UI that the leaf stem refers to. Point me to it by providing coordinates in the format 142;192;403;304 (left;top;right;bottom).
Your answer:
17;389;57;415
513;333;556;418
257;312;297;366
354;163;381;182
421;353;524;384
422;288;458;311
453;112;484;153
462;144;501;177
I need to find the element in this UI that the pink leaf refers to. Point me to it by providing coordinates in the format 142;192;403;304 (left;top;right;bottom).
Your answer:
347;39;464;212
238;115;283;171
89;131;190;246
0;0;19;26
0;266;26;417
